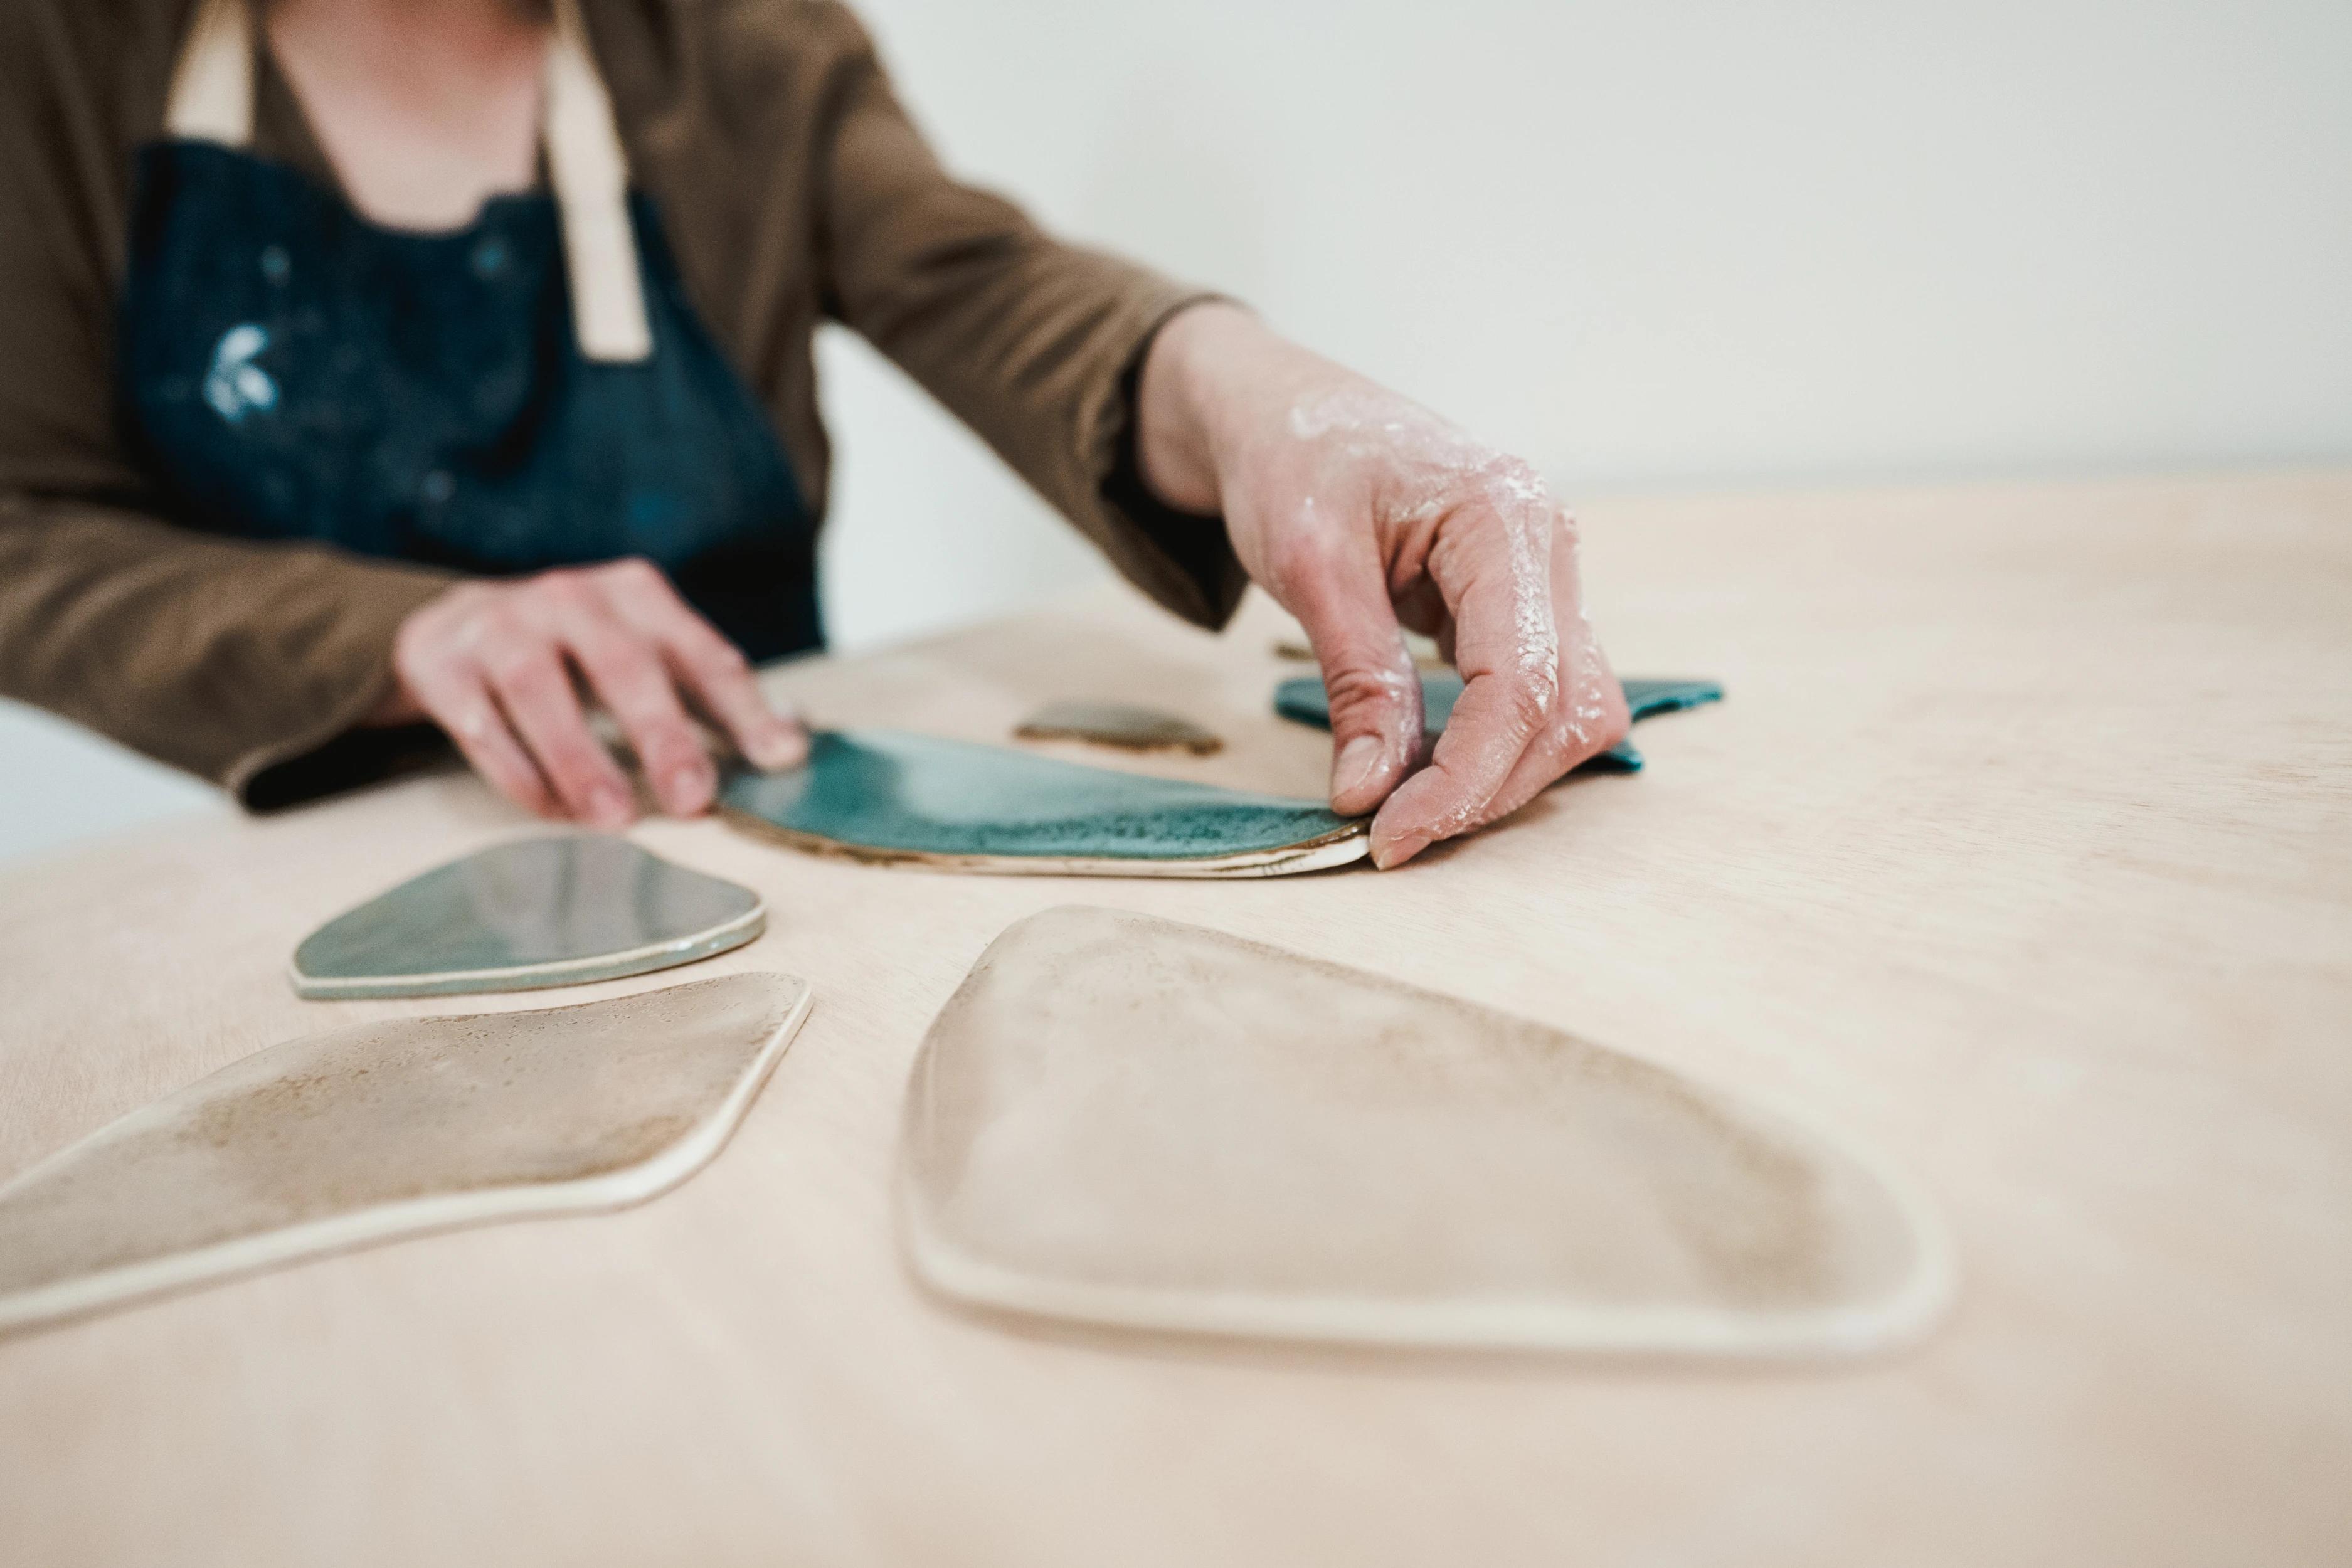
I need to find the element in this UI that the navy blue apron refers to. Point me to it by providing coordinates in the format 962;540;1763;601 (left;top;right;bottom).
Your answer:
118;1;820;664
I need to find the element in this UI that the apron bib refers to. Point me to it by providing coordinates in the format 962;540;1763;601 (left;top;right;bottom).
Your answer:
119;0;820;662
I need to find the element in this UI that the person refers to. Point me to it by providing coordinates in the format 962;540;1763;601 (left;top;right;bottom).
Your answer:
0;0;1629;869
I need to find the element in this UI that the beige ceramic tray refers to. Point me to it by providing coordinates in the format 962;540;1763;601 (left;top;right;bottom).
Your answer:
0;973;810;1337
899;908;1952;1357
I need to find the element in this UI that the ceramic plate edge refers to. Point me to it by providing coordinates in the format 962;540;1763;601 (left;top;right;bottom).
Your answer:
287;900;766;999
0;975;813;1337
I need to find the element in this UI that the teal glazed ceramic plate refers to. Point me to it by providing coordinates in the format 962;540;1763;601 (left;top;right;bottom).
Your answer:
720;729;1367;878
291;835;766;1000
1272;674;1726;773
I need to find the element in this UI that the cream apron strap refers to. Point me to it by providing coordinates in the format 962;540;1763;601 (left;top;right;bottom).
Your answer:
544;0;652;363
165;0;255;146
165;0;650;364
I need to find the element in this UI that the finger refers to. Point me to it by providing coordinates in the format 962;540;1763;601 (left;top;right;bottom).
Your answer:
403;658;559;818
1269;519;1424;815
1476;516;1631;816
1422;632;1627;851
594;560;806;770
1393;578;1449;642
549;601;716;817
1370;492;1560;866
479;633;636;828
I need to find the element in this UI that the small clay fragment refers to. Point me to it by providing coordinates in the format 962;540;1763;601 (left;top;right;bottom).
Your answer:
1014;700;1224;756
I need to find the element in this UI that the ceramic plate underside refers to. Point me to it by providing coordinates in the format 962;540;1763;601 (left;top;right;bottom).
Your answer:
1272;673;1727;775
0;973;812;1337
720;729;1367;878
290;834;765;999
899;908;1952;1358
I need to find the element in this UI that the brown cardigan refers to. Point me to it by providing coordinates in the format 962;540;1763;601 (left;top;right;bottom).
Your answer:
0;0;1243;805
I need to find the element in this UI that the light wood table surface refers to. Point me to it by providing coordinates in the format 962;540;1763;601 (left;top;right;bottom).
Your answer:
3;472;2347;1567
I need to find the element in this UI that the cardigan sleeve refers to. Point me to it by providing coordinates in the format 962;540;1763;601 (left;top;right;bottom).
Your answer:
0;0;458;807
801;0;1248;628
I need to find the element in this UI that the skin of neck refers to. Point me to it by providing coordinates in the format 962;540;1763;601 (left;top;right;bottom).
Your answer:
265;0;553;230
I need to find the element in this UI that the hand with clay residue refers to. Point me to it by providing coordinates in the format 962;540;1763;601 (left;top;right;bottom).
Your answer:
1137;304;1630;867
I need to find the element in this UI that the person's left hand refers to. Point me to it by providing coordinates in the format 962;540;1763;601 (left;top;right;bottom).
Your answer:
1136;304;1631;867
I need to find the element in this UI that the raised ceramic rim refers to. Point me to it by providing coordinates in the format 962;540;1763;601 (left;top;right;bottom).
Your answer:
718;810;1369;879
287;900;766;999
0;975;814;1336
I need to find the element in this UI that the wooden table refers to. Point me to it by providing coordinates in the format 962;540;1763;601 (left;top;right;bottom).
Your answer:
3;473;2346;1567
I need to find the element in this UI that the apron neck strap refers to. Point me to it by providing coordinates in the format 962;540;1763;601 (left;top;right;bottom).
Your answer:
164;0;253;146
541;0;652;361
162;0;652;364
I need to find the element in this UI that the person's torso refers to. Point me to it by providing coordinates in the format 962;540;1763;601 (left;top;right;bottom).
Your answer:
114;0;848;661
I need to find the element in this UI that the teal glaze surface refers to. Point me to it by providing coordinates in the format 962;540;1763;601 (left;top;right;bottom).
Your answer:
1272;674;1725;774
721;729;1357;862
292;835;764;999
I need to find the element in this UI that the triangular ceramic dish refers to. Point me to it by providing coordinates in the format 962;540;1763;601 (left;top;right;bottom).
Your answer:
290;835;764;999
0;973;811;1337
1272;673;1726;775
720;730;1365;877
899;908;1952;1357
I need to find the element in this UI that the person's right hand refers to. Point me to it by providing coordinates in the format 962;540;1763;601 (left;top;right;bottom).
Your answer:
376;558;807;826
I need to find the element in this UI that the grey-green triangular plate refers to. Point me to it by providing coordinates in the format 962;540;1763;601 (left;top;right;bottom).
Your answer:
290;835;766;999
720;729;1365;878
1014;700;1224;755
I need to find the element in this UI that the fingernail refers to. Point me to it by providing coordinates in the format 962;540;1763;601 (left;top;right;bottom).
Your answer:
588;785;633;828
665;765;712;815
1331;734;1382;804
1371;832;1428;871
750;726;807;771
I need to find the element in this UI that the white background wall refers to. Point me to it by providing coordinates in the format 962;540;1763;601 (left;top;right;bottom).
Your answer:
4;0;2348;864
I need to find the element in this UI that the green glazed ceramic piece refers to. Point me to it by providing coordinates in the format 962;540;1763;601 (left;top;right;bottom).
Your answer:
720;729;1365;877
1014;700;1224;755
1272;674;1727;774
290;835;765;1000
0;973;811;1338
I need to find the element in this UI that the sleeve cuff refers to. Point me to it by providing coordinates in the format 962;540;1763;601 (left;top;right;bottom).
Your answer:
220;560;460;811
1078;290;1250;631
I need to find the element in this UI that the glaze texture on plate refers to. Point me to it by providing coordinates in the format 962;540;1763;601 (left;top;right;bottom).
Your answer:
0;973;811;1337
1273;673;1727;775
1014;700;1224;755
900;908;1951;1357
291;835;765;999
721;730;1365;877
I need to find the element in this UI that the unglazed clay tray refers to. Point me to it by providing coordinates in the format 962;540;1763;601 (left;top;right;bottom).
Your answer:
291;834;765;999
0;973;810;1337
1273;673;1727;774
720;729;1365;877
899;908;1952;1357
